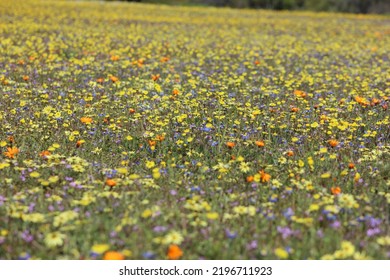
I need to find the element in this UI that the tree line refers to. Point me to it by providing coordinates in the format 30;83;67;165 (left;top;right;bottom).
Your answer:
109;0;390;13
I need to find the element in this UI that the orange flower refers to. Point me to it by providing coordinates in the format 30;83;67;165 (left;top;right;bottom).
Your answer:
152;74;160;81
110;55;119;61
156;135;165;141
160;57;169;62
129;108;135;114
148;140;156;147
226;142;235;148
286;150;294;157
22;75;29;81
331;186;341;195
137;58;144;67
39;150;51;158
172;89;180;96
293;89;306;98
103;251;125;260
348;162;355;169
246;176;254;183
254;60;260;65
110;76;119;83
290;107;299;112
354;96;369;106
96;78;104;84
4;147;19;159
76;140;84;148
231;155;236;160
371;98;380;106
105;179;116;187
167;244;183;260
328;139;339;148
255;140;265;147
80;117;93;124
8;136;14;143
259;170;271;183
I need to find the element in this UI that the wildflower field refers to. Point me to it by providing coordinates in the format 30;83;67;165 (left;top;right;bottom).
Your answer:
0;0;389;260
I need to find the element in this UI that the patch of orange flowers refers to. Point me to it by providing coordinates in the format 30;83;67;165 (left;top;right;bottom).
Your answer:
103;251;125;260
255;140;265;147
226;142;235;148
246;176;254;183
331;186;341;195
167;244;183;260
286;150;294;157
109;75;119;83
80;117;93;124
259;170;271;183
105;179;117;187
354;96;370;106
328;139;339;147
4;147;19;159
39;150;51;158
293;89;306;98
155;135;165;141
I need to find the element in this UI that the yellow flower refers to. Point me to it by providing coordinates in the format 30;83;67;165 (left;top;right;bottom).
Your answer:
206;212;219;220
163;231;184;245
274;247;289;259
376;236;390;246
44;232;66;248
141;209;153;218
310;122;319;128
91;244;110;254
145;161;155;169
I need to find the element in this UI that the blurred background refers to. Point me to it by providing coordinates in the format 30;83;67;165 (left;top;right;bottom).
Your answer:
104;0;390;14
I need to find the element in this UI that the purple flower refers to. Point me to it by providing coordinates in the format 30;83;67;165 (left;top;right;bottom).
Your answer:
367;228;381;237
142;251;155;259
28;203;35;213
330;220;341;229
246;240;258;250
283;208;294;220
368;217;381;228
225;229;238;239
153;226;167;233
0;196;5;206
20;231;34;243
18;252;31;260
277;226;298;239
